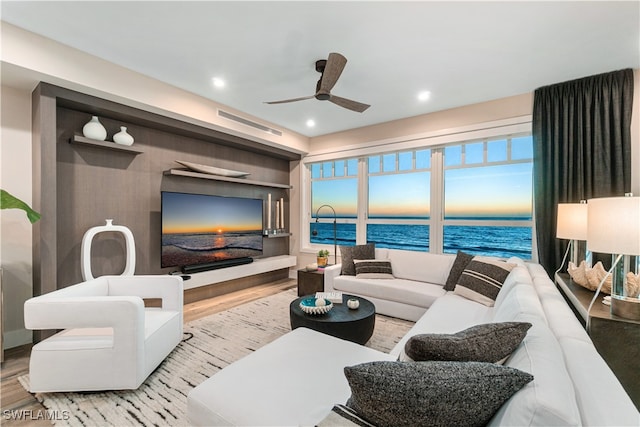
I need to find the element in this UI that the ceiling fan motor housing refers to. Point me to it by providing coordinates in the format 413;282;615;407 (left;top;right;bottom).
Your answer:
315;59;327;73
315;79;330;100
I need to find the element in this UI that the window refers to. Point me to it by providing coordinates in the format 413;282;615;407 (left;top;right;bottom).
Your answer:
367;151;431;251
443;137;533;259
310;158;358;246
305;132;534;259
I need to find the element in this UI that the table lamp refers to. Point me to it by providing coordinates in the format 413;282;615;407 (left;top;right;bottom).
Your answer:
556;201;589;269
587;195;640;320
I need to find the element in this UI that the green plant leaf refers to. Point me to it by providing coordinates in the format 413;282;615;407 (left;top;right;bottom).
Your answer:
0;189;41;223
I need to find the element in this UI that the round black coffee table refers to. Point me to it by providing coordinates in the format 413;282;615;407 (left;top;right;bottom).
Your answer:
289;294;375;345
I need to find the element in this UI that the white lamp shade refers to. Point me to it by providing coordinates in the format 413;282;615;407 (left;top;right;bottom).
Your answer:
556;203;588;240
587;196;640;255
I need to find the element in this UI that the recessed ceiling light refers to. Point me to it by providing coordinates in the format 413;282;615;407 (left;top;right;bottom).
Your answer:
306;119;316;127
212;77;226;88
417;91;431;102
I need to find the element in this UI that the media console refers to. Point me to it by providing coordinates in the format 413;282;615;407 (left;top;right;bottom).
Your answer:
182;255;297;290
182;257;253;274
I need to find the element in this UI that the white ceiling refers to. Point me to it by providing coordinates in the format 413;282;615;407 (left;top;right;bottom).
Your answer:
2;1;638;137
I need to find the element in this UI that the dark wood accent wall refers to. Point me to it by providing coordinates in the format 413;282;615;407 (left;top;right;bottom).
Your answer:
32;83;298;305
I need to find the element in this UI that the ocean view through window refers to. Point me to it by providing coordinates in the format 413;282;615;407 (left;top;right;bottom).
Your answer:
308;134;534;259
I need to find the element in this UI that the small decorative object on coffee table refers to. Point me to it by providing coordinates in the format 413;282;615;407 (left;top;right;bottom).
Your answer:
347;298;360;309
299;297;333;315
289;294;375;344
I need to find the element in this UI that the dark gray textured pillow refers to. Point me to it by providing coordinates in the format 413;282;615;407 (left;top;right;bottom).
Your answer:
403;322;532;363
339;243;375;276
444;250;473;291
353;259;393;279
344;361;533;427
454;258;515;306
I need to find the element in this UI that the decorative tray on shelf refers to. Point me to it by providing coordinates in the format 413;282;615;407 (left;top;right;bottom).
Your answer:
175;160;250;177
299;297;333;315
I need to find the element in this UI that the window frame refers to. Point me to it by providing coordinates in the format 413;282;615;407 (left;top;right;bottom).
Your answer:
301;116;536;261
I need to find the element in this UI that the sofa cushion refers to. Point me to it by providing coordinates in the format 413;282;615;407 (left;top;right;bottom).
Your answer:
333;276;445;309
391;293;493;359
353;259;393;279
557;337;640;427
488;323;582;427
403;322;531;363
492;284;547;325
386;250;454;285
444;250;473;291
454;258;515;306
339;244;375;276
344;361;533;427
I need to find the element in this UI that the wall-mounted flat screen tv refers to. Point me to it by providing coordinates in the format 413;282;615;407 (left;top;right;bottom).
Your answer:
161;191;263;270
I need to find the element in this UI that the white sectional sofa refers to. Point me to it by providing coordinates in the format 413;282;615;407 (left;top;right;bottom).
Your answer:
324;248;454;321
187;249;639;426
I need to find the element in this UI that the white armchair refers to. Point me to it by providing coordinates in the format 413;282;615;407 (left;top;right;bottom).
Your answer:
24;275;183;392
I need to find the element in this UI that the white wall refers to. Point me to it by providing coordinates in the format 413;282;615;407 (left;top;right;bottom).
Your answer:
0;85;34;348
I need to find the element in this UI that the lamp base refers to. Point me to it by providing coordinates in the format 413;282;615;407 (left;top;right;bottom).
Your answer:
611;296;640;320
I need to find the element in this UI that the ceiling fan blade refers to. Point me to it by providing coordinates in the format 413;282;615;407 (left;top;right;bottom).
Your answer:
264;95;315;105
328;95;370;113
318;52;347;94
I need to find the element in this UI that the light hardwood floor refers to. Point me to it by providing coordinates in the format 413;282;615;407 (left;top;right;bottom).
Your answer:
0;278;296;426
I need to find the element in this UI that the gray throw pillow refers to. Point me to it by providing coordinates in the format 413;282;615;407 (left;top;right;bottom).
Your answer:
403;322;532;363
339;244;375;276
354;259;393;279
444;250;473;291
454;258;515;306
344;361;533;427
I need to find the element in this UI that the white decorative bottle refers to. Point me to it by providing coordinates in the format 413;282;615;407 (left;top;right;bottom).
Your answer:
113;126;134;146
82;116;107;141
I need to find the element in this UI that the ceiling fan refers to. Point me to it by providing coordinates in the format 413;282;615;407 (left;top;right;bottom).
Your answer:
265;52;370;113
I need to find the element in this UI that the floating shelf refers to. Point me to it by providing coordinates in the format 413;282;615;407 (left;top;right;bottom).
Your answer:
70;135;144;154
164;168;292;189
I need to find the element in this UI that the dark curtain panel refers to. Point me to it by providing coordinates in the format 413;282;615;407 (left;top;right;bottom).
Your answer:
533;69;634;276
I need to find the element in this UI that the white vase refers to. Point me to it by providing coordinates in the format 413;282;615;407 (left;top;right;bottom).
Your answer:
82;116;107;141
113;126;134;146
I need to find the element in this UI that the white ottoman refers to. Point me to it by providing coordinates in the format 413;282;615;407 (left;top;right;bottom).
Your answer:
187;327;394;426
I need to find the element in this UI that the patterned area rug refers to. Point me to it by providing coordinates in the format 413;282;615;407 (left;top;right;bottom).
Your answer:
19;288;413;426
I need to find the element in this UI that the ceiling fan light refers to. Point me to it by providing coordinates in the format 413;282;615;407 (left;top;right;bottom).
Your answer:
306;119;316;127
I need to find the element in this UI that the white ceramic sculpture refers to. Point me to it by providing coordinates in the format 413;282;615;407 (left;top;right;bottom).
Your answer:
82;116;107;141
113;126;135;146
81;219;136;280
